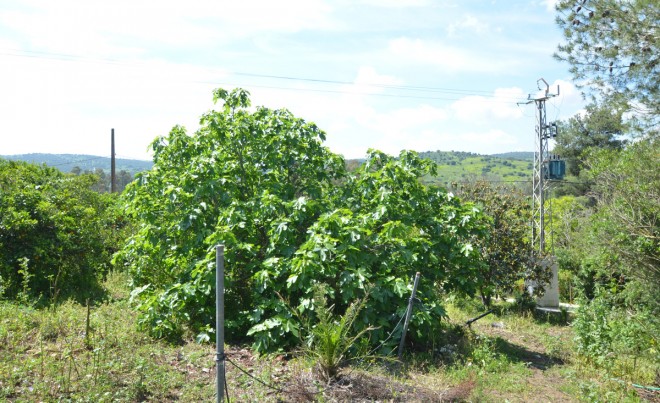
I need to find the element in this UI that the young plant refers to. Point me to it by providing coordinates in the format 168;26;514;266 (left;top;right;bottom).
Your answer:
307;286;376;382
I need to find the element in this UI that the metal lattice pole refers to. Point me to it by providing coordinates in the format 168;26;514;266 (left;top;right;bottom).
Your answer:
529;79;557;257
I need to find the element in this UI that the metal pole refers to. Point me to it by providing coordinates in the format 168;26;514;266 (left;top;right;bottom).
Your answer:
216;245;225;402
398;272;421;361
538;100;546;255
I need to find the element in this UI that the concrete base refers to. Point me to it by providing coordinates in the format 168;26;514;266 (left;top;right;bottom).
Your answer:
527;257;560;308
536;302;579;314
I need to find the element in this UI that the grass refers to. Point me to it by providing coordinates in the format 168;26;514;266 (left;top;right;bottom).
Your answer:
1;273;656;402
417;151;533;186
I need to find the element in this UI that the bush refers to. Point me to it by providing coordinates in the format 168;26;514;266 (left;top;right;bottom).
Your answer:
573;290;659;381
116;88;486;352
0;159;125;304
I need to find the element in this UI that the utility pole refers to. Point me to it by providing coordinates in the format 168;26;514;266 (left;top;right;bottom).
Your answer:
520;78;560;307
523;79;558;255
111;128;116;193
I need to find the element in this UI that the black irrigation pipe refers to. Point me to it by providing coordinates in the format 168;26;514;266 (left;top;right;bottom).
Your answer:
464;309;495;327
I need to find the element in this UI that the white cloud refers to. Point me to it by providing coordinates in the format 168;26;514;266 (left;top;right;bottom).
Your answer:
451;87;526;121
541;0;559;12
0;1;585;160
447;15;490;37
1;0;338;57
354;66;402;87
387;37;518;73
356;0;431;7
0;52;228;158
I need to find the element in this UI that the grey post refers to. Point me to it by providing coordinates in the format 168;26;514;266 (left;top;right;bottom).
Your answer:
398;272;421;361
216;245;225;402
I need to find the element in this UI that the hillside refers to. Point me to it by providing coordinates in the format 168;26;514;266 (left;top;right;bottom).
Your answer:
417;150;533;186
4;151;533;186
490;151;534;161
1;153;153;174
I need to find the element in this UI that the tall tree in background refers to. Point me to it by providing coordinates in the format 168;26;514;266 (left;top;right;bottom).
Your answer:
555;0;659;130
554;101;627;197
586;139;659;299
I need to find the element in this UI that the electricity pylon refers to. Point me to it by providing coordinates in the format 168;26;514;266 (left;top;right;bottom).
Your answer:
523;78;558;255
520;78;560;307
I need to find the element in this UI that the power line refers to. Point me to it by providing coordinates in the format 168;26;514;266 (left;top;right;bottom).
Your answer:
0;48;526;102
231;71;518;98
196;80;517;103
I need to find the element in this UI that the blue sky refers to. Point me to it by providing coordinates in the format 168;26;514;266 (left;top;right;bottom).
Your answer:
0;0;583;160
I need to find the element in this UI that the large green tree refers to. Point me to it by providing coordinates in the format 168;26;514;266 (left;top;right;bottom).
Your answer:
586;138;659;297
555;0;659;129
116;88;486;351
555;101;627;178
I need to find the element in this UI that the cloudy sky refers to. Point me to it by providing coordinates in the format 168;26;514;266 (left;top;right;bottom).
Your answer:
0;0;583;161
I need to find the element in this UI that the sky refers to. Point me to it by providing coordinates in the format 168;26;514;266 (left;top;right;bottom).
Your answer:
0;0;584;161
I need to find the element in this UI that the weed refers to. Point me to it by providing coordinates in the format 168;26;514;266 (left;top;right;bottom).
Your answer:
468;335;510;374
542;333;567;361
1;277;652;402
17;257;33;305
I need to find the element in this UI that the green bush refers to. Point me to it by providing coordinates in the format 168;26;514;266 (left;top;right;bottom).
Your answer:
0;159;125;304
573;290;659;381
116;88;487;352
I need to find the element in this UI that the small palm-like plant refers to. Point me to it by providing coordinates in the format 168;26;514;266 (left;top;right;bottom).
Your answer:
307;286;376;382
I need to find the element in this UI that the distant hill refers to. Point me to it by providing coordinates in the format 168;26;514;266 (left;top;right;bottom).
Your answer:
4;151;533;188
1;153;153;174
490;151;534;161
347;150;534;187
417;150;533;186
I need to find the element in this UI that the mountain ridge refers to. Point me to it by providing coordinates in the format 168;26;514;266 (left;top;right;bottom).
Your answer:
4;151;533;184
1;153;153;174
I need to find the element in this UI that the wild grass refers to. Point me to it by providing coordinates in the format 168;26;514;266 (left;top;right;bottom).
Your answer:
1;277;655;402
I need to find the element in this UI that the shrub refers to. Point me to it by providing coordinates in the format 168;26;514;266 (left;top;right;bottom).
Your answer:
116;88;486;352
573;290;659;380
0;159;125;304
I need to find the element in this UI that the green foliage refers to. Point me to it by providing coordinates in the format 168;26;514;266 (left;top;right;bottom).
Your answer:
554;101;627;181
555;139;660;384
585;138;659;293
555;0;659;128
304;286;376;381
117;88;486;352
0;159;125;304
457;181;548;306
468;335;510;374
548;195;601;301
573;291;659;381
554;139;659;309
